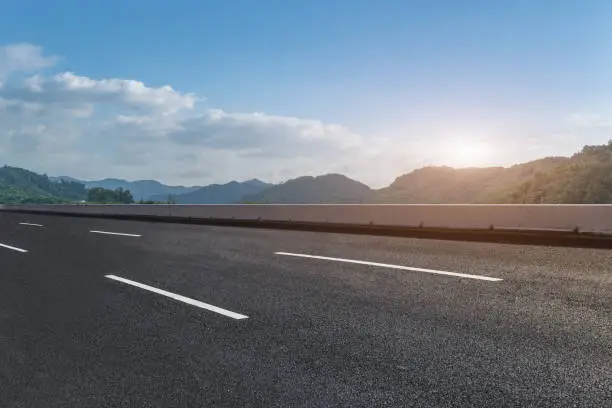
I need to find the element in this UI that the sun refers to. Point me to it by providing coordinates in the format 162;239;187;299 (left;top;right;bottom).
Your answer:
456;143;488;162
446;139;492;167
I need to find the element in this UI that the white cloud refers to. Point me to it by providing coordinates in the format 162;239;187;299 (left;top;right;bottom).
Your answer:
3;72;197;114
0;97;44;117
169;109;364;155
0;43;398;186
0;43;58;78
97;108;384;183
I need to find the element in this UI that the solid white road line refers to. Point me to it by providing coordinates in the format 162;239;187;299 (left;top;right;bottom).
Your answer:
90;230;141;237
19;222;43;227
0;243;28;253
105;275;249;320
275;252;503;282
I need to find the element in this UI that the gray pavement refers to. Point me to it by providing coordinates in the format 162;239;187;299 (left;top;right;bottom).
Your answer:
1;212;610;407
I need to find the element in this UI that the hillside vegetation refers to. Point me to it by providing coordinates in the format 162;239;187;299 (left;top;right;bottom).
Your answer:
84;179;201;201
374;157;568;204
0;166;86;204
500;142;612;203
86;187;135;204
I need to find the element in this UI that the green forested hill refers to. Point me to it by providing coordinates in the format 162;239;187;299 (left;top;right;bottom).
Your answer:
243;174;372;203
0;166;86;204
499;142;612;203
372;157;568;203
0;185;71;204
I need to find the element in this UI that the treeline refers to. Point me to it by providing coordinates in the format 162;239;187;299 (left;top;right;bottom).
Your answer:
86;187;134;204
0;166;169;205
86;187;171;204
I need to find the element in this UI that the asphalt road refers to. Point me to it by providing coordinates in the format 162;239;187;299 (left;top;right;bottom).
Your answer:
1;212;610;407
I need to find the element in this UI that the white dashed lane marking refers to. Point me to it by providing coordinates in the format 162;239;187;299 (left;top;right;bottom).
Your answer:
105;275;249;320
0;243;28;253
275;252;503;282
90;230;142;237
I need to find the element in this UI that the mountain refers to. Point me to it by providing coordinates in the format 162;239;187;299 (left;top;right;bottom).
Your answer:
6;141;612;205
499;142;612;203
244;174;372;203
0;166;86;204
373;157;569;204
49;176;83;183
153;179;272;204
84;179;201;201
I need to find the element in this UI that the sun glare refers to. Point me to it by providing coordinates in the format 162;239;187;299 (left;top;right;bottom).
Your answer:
456;143;487;161
445;139;492;167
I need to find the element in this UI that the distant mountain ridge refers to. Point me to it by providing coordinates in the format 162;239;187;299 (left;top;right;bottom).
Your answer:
83;178;202;201
244;174;372;203
152;179;272;204
49;176;83;184
5;141;612;205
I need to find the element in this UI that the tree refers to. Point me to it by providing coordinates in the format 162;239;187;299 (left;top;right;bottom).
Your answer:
87;187;110;203
86;187;134;204
114;187;134;204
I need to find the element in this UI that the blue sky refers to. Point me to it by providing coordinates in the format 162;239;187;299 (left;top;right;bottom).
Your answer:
1;0;611;186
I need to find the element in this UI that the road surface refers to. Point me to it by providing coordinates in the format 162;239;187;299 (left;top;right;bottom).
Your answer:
1;212;610;407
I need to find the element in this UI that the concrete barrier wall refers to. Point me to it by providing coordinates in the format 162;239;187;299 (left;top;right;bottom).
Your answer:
3;204;612;233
